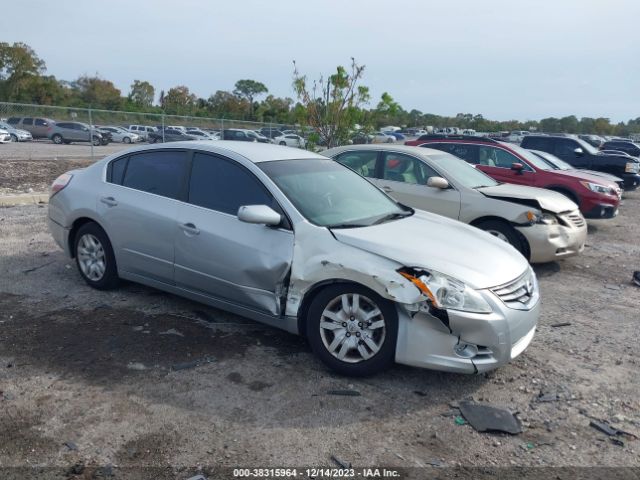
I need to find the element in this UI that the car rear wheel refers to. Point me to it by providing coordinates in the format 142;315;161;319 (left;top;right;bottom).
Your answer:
279;141;286;146
74;223;119;290
52;134;63;144
306;284;397;376
476;219;524;255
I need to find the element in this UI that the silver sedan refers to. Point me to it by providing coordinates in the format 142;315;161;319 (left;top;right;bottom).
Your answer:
48;142;539;376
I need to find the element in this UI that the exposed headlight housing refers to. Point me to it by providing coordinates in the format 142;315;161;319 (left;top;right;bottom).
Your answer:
580;181;614;195
526;211;558;225
399;268;493;314
625;161;639;173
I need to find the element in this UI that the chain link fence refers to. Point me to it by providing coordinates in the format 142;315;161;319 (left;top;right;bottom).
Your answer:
0;101;294;161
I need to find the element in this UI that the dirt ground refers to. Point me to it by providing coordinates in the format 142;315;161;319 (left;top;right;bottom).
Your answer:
0;154;639;479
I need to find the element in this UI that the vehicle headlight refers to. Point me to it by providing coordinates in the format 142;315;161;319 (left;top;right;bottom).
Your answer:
399;269;493;314
580;181;614;195
526;211;558;225
625;162;639;173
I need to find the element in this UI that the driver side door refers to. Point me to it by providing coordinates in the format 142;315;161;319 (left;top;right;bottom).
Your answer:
174;151;294;315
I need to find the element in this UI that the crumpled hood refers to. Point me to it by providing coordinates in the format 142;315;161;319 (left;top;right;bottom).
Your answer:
478;183;577;213
331;210;528;290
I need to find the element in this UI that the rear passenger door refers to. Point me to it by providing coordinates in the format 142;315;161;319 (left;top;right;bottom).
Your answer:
376;152;461;219
98;149;189;284
174;151;294;315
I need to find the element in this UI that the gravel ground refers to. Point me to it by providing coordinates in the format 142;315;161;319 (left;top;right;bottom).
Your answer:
0;146;639;478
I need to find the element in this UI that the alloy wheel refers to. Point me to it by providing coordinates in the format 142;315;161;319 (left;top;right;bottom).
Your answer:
77;234;106;281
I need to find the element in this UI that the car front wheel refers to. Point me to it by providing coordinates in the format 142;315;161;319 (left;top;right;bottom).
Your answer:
52;134;63;144
307;284;398;376
123;136;131;144
476;219;525;256
74;223;119;290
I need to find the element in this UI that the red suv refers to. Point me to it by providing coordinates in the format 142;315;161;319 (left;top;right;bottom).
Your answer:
412;136;621;219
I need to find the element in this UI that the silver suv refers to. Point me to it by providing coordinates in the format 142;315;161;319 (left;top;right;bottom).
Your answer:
48;122;103;146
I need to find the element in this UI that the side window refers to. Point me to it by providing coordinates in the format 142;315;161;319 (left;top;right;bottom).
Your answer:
479;147;528;169
108;156;128;185
555;139;579;157
7;117;20;125
22;118;34;126
381;152;436;184
122;150;188;199
35;119;47;126
335;151;378;178
427;143;479;164
188;153;274;216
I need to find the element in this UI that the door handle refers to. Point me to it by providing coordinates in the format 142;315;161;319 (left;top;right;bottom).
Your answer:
381;185;393;192
100;196;118;207
180;222;200;235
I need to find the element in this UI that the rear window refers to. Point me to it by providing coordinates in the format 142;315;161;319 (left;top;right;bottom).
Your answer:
521;136;550;150
121;150;188;199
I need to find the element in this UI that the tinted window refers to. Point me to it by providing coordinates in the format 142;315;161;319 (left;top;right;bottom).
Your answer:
521;136;550;151
425;142;479;164
335;151;378;178
188;152;273;215
7;117;20;125
35;119;47;126
108;156;128;184
554;139;579;157
56;122;71;129
122;150;188;199
381;152;437;184
22;118;33;126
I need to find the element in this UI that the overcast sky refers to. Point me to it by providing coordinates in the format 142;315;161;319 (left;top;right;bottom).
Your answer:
2;0;639;122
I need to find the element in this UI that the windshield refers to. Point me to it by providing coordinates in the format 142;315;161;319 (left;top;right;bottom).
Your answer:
259;159;411;228
574;137;599;155
428;153;498;189
531;150;572;170
507;144;554;170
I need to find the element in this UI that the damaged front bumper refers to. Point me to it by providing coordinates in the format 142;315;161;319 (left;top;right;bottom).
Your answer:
515;213;587;263
395;281;539;374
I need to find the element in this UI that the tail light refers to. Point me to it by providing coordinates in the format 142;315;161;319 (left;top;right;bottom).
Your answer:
50;173;73;197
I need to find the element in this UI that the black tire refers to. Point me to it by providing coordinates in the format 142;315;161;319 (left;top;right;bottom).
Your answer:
52;134;63;144
476;219;524;254
306;284;398;376
123;136;131;144
92;136;102;146
10;134;17;142
73;222;119;290
279;141;286;146
150;136;157;144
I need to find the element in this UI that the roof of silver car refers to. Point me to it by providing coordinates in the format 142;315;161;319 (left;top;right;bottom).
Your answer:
324;144;445;158
118;140;326;163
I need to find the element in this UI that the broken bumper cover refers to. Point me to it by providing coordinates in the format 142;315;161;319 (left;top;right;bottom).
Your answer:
516;219;587;263
395;286;539;374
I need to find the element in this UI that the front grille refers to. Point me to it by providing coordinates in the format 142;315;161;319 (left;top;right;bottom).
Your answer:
492;269;537;309
565;212;586;228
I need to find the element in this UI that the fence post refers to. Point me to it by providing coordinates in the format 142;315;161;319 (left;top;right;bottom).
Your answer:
162;114;165;143
88;107;94;162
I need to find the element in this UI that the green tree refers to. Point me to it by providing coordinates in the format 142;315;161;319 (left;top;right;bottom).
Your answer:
163;85;197;115
255;95;293;123
233;79;268;118
293;58;370;148
74;75;122;109
206;90;249;119
0;42;46;100
129;80;155;108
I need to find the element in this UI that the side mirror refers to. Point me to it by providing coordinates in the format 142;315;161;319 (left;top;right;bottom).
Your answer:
511;162;524;174
237;205;281;226
426;176;449;189
574;147;584;156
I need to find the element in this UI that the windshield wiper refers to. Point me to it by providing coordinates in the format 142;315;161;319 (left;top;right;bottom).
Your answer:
327;223;370;229
371;211;412;225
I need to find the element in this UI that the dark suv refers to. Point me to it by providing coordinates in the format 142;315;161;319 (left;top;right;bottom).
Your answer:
520;135;640;190
601;140;640;158
416;135;622;219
